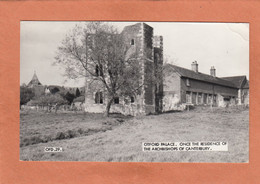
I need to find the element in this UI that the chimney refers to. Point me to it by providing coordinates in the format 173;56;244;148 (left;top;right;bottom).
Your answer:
210;66;216;77
191;61;198;72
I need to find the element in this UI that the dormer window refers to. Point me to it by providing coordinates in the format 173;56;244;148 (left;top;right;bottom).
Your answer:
131;39;135;45
186;79;190;86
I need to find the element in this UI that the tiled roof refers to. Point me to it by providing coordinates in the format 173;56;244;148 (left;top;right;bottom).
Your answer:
243;80;249;89
221;76;247;88
28;72;42;86
73;95;85;103
165;64;237;88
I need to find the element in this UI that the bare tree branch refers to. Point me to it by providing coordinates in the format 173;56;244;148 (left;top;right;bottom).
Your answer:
54;22;149;116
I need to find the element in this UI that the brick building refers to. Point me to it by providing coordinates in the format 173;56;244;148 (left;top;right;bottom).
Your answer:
163;62;249;110
221;75;249;105
84;23;249;116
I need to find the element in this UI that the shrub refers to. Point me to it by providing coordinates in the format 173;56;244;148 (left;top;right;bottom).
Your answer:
63;92;76;105
28;94;68;106
55;132;67;140
73;95;85;103
20;86;35;107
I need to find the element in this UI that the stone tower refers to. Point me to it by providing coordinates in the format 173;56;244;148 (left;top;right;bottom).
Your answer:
84;23;163;115
153;36;164;113
121;23;163;114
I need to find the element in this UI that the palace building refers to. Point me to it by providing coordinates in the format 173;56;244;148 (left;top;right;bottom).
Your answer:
84;23;249;116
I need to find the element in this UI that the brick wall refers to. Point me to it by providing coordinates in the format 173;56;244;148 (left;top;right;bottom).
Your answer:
180;77;238;104
163;68;181;111
164;69;181;96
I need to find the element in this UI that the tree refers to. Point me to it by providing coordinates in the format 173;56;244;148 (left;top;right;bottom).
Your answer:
20;86;35;108
50;87;60;94
28;94;67;106
63;92;76;105
28;94;68;113
73;95;85;103
55;22;156;116
164;54;178;65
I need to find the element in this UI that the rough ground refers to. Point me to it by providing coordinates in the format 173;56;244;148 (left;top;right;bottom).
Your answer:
20;107;249;162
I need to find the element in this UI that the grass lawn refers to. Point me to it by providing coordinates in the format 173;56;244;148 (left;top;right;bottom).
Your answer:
20;107;249;162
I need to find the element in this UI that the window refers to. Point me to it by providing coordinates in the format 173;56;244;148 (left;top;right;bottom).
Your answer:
186;79;190;86
130;96;135;103
203;93;207;104
130;39;135;45
95;92;103;104
186;91;191;103
208;94;212;104
95;64;103;76
213;95;217;104
224;97;230;101
198;93;202;104
114;97;119;104
192;92;197;104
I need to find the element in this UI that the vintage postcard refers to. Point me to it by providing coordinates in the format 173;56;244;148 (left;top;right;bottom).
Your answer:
20;21;249;162
2;1;260;183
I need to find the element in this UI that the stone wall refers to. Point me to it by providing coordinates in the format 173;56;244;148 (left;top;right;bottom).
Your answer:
121;23;143;60
143;23;153;60
84;78;147;116
144;60;154;106
154;46;163;113
121;23;157;115
143;24;156;114
85;23;159;116
84;79;105;113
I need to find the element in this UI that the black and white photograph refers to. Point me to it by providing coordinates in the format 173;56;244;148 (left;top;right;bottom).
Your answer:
20;21;249;162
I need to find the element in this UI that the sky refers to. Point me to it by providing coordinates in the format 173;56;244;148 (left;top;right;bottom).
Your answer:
20;21;249;87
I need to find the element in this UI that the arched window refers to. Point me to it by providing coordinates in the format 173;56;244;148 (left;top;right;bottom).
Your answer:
95;92;103;104
131;39;135;45
130;96;135;103
95;65;99;76
95;64;103;76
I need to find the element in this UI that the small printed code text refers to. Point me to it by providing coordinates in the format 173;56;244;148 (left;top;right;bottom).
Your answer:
44;147;63;152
